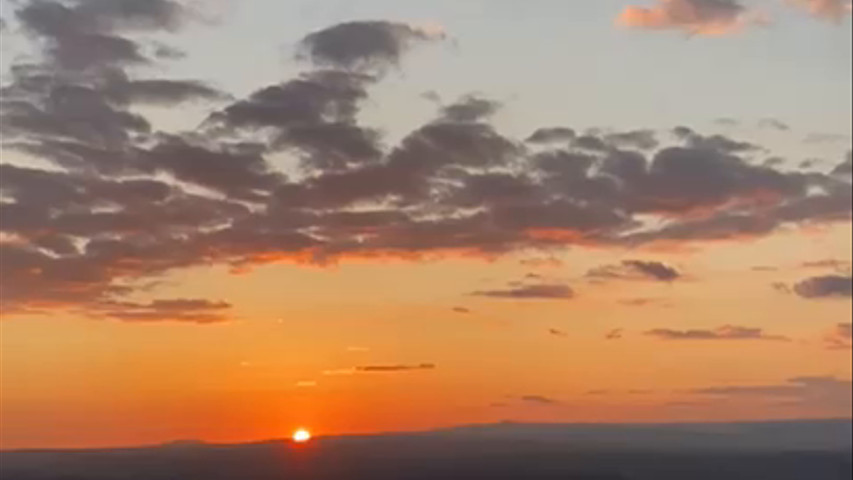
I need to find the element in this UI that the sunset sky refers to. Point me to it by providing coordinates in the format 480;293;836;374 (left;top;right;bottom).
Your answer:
1;0;851;450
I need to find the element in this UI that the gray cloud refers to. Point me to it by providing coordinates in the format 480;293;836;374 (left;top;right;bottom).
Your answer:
439;95;502;123
526;127;576;144
646;325;791;341
15;0;189;70
297;21;444;72
793;275;853;299
1;13;851;317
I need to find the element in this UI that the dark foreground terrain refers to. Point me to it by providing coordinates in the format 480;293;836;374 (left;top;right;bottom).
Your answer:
2;420;851;480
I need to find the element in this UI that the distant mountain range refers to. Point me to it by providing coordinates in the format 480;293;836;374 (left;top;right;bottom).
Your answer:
2;420;851;480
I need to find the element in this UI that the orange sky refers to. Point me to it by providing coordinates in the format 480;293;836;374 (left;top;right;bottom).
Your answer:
2;226;851;450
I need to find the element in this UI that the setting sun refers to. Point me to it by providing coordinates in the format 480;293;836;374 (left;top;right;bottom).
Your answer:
292;429;312;443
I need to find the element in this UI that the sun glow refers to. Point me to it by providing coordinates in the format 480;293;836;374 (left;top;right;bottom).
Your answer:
292;429;312;443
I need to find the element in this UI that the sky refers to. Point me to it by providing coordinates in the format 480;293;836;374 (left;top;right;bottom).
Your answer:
0;0;851;450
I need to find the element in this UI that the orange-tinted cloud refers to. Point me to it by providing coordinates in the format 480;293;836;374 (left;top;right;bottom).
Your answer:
617;0;762;36
790;0;853;22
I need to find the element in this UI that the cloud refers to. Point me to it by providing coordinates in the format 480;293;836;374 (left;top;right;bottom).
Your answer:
14;0;190;70
549;328;568;337
452;307;472;314
297;20;444;72
519;395;561;405
1;13;851;317
526;127;576;144
646;325;791;341
619;298;664;307
825;323;853;350
439;95;502;123
793;275;853;299
690;376;852;412
472;284;575;300
88;298;233;324
759;119;791;132
588;260;681;282
790;0;853;22
617;0;761;36
605;329;625;340
356;364;436;373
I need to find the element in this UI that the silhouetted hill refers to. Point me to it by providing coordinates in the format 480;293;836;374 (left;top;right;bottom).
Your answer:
2;420;851;480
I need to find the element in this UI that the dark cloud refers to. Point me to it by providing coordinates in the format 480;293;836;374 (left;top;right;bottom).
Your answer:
2;14;852;318
110;78;230;105
526;127;576;144
646;325;791;341
588;260;681;282
356;364;436;373
15;0;189;70
439;95;502;123
452;307;472;314
833;152;853;176
793;275;853;299
617;0;757;36
472;284;575;300
549;328;568;337
297;21;444;72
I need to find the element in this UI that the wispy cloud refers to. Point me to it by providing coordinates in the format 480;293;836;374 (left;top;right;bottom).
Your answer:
356;364;436;373
690;376;853;411
646;325;791;341
87;299;233;324
519;395;561;405
472;284;575;300
588;260;682;283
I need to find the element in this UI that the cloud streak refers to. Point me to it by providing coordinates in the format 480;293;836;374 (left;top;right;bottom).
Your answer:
588;260;682;282
646;325;791;341
472;284;575;300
